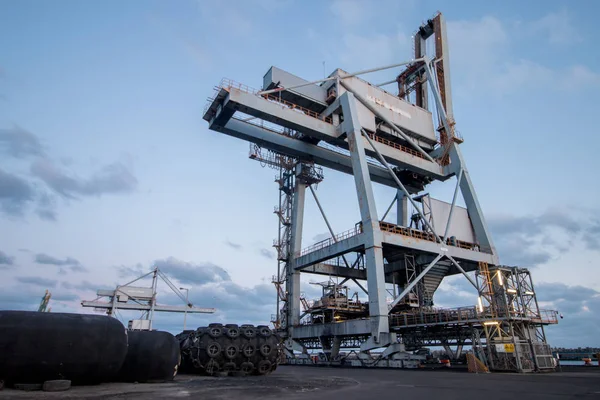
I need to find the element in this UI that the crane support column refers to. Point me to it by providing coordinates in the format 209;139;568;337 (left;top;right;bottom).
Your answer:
288;168;306;333
340;92;389;339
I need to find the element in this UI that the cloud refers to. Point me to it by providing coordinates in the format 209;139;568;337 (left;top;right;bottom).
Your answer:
225;240;242;250
35;253;79;266
62;280;109;292
0;167;35;216
35;253;87;272
31;158;137;199
116;263;147;278
535;282;600;347
530;10;580;45
488;208;600;266
51;292;79;302
447;15;600;95
259;248;275;259
153;257;231;284
16;276;58;288
110;256;277;331
35;191;58;221
312;232;330;243
0;250;15;268
157;278;276;329
435;276;600;347
0;126;45;158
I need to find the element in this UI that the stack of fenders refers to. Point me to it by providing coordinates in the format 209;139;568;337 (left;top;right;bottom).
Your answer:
0;311;279;391
177;323;280;376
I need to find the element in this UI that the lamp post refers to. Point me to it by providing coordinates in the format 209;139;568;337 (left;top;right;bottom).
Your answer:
180;287;189;331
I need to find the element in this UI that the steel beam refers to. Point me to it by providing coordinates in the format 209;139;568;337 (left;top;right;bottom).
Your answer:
397;190;409;226
340;92;389;338
287;175;306;330
381;231;495;265
380;193;397;222
308;185;352;269
80;301;215;313
211;90;446;179
362;129;442;243
292;319;372;339
213;118;440;189
301;263;367;280
443;169;463;241
258;58;423;96
294;233;365;269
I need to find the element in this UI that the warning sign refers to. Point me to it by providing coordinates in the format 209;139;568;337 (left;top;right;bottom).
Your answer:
504;343;515;353
495;343;515;353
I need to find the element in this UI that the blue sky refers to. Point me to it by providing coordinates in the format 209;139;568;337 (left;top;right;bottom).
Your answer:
1;0;599;347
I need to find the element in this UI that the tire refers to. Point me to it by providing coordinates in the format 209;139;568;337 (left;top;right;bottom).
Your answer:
256;360;272;375
225;327;240;339
208;326;223;338
241;326;256;338
242;343;255;358
240;362;254;374
257;325;272;338
206;342;222;358
259;343;273;357
224;344;239;360
223;362;237;373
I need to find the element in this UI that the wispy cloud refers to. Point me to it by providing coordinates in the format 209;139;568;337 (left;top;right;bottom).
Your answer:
0;167;35;217
0;126;45;158
0;250;15;267
259;248;275;259
31;158;137;199
16;276;58;288
488;208;600;267
447;15;600;96
530;10;581;45
35;253;88;273
225;240;242;250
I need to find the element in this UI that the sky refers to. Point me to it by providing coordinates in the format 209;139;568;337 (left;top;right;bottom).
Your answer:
0;0;599;348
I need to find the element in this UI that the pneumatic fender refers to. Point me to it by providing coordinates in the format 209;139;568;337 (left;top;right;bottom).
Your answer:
117;330;180;383
0;311;127;385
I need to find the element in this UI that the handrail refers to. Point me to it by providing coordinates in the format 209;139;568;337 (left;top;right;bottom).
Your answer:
208;78;333;124
300;225;363;256
379;221;492;253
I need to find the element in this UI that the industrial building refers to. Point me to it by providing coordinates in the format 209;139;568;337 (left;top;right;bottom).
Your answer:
202;12;558;372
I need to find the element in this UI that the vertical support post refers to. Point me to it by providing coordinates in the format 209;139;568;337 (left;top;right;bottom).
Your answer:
287;168;306;333
414;31;428;109
396;190;409;227
340;92;389;339
148;267;159;330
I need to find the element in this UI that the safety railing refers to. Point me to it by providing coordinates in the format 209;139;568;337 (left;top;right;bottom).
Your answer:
378;221;490;253
389;306;479;327
300;225;363;256
206;78;333;125
366;132;428;160
536;309;559;324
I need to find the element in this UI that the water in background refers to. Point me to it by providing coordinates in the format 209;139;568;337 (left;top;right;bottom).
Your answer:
559;360;598;366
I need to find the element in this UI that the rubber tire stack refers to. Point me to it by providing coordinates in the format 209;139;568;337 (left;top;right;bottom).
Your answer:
177;324;280;376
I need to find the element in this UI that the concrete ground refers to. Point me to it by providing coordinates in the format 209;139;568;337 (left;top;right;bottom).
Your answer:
1;365;600;399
